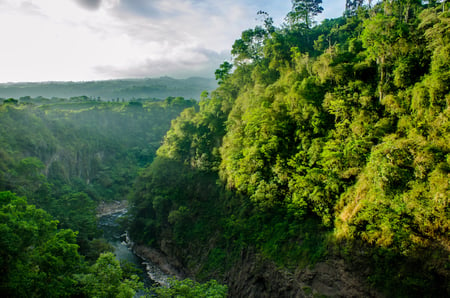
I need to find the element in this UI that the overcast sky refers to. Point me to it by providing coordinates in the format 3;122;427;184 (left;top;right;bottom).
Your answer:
0;0;347;83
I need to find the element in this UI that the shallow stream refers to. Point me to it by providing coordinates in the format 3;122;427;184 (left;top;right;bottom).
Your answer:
97;210;171;294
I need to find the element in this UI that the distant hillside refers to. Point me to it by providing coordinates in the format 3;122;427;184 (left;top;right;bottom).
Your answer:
0;76;217;100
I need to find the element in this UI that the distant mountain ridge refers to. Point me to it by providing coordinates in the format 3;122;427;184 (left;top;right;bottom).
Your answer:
0;76;217;100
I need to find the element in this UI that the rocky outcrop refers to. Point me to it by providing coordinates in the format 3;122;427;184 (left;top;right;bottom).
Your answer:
96;200;128;217
224;250;381;298
134;240;382;297
133;244;186;280
131;239;381;297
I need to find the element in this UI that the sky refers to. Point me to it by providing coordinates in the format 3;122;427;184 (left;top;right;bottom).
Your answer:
0;0;347;83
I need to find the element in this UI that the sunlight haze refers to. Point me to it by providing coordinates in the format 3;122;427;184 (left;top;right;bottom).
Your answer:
0;0;346;82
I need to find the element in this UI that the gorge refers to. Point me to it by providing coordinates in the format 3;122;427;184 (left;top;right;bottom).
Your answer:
1;1;450;297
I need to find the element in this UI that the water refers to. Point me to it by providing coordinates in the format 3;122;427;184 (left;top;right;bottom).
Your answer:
97;210;171;294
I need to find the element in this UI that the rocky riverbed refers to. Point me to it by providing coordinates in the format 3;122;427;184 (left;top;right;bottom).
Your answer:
96;200;128;217
97;204;175;289
132;244;186;281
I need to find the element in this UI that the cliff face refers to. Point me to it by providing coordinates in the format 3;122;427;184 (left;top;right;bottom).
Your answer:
133;244;187;280
224;250;380;298
136;237;379;297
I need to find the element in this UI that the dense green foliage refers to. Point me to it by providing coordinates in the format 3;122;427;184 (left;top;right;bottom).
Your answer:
75;252;143;297
0;191;81;297
1;1;448;296
153;278;227;298
0;191;143;297
130;1;449;297
0;96;199;296
0;96;194;251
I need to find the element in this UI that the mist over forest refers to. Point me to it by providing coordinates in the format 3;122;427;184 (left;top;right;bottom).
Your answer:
0;77;217;101
1;0;449;297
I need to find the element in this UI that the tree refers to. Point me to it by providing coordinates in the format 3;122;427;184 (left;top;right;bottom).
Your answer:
286;0;324;28
3;98;18;105
231;27;267;63
257;10;275;34
0;191;82;297
215;61;233;85
76;252;143;298
153;278;228;298
361;13;399;101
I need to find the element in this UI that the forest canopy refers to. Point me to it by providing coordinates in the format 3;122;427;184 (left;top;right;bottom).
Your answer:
0;95;199;296
0;0;448;297
129;1;449;297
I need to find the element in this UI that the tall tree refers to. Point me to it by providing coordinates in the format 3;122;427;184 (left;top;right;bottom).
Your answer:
0;191;82;297
286;0;324;28
215;61;233;85
76;252;143;297
231;27;267;63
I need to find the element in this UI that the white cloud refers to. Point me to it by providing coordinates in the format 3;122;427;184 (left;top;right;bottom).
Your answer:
0;0;345;82
74;0;102;10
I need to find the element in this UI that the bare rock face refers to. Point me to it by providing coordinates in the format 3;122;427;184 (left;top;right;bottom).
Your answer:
224;250;381;298
300;260;381;298
96;200;128;217
133;244;186;279
134;238;382;297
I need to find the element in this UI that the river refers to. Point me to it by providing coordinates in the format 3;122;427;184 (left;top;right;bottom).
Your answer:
97;210;171;294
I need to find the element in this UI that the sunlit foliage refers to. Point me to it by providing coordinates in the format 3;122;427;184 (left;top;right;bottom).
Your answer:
130;2;449;297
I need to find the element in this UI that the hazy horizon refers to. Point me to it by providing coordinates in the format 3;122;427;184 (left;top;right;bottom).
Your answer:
0;75;215;85
0;0;348;83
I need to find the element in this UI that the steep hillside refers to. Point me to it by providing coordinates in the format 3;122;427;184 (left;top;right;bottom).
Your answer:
129;2;449;297
0;96;195;253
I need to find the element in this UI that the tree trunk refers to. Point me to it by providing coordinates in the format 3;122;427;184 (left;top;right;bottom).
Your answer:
378;56;386;102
